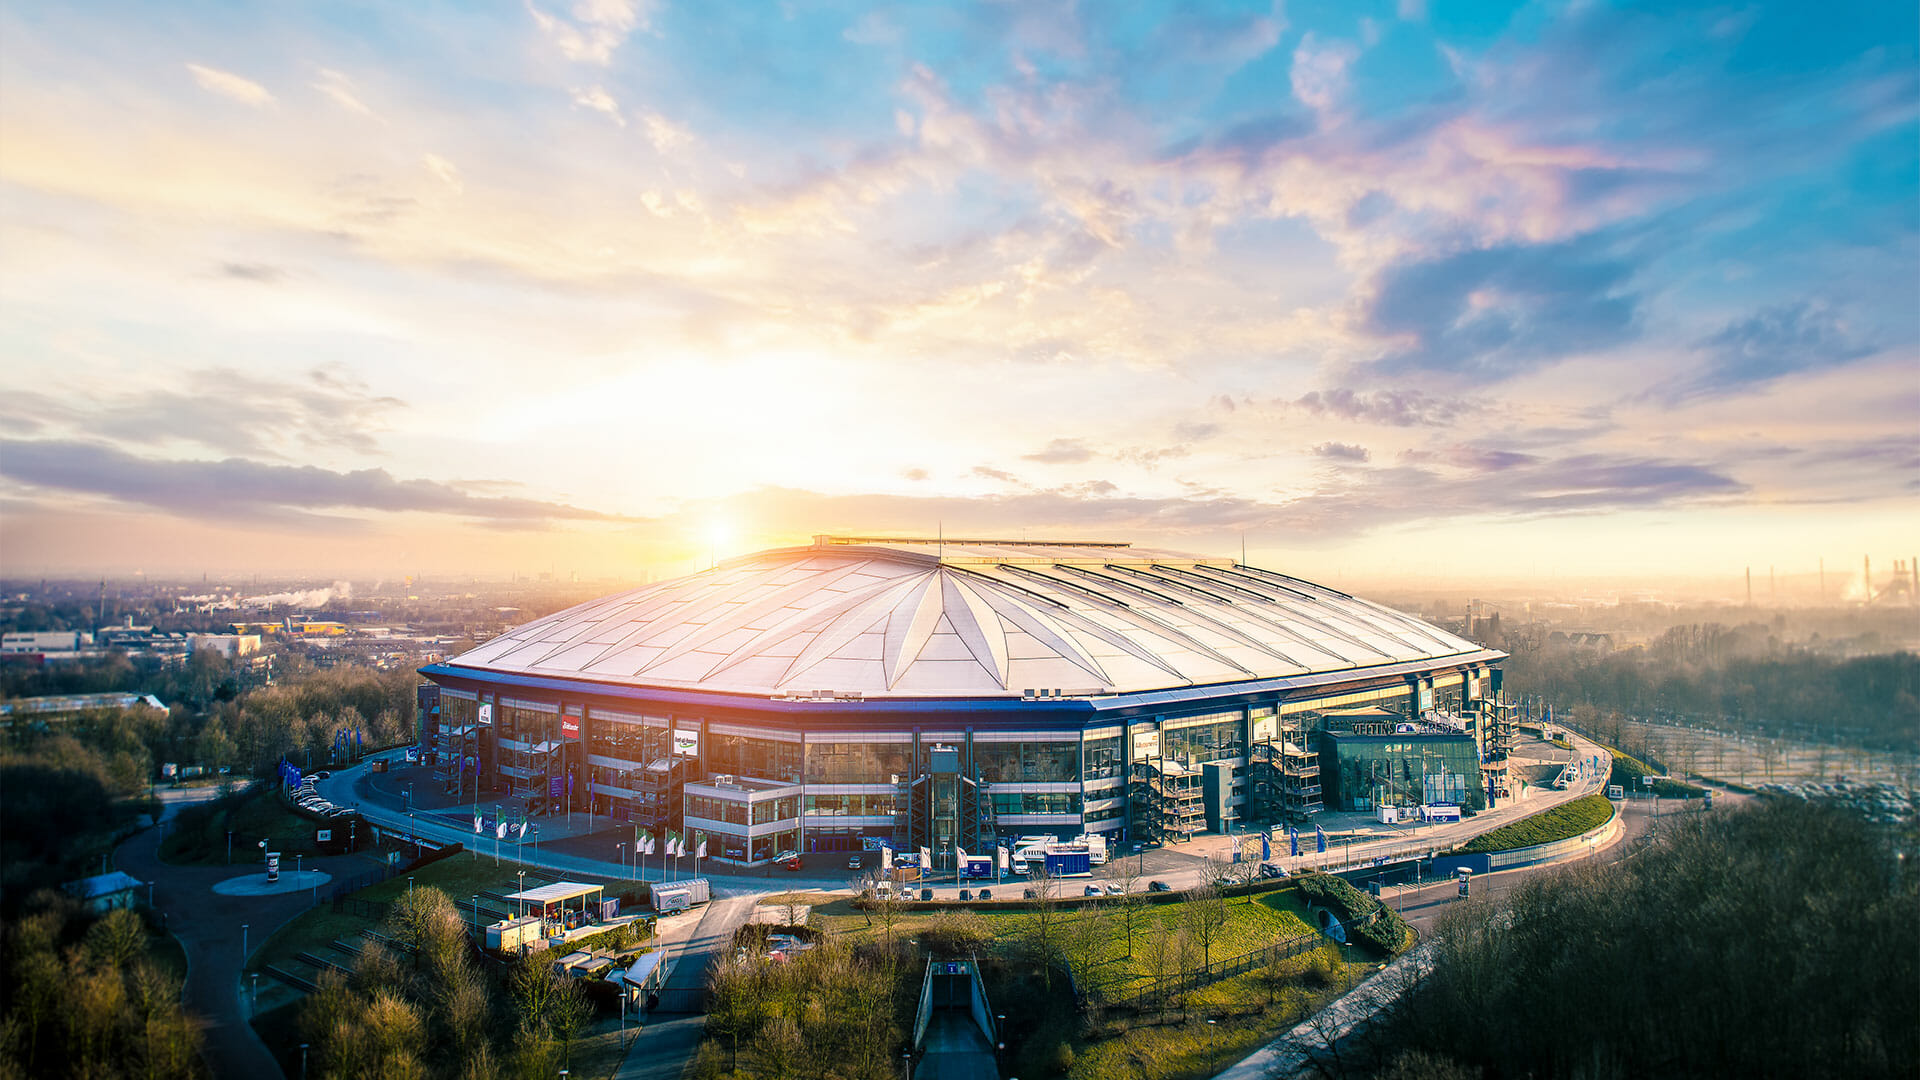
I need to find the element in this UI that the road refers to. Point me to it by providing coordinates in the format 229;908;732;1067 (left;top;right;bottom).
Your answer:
115;790;382;1080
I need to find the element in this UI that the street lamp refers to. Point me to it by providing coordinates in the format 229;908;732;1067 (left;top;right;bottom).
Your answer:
617;843;626;881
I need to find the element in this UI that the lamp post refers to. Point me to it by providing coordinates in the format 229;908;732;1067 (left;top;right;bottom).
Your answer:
300;1042;309;1080
241;923;249;965
227;830;233;864
617;843;626;881
474;894;481;930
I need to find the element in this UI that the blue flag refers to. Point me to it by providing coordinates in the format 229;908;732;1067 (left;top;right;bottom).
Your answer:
1261;832;1271;861
1315;825;1327;854
1288;827;1299;857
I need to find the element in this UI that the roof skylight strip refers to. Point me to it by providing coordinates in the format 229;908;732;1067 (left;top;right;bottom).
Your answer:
1056;564;1186;607
997;564;1131;608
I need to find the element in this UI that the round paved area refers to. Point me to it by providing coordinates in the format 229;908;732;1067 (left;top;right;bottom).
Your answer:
211;869;333;896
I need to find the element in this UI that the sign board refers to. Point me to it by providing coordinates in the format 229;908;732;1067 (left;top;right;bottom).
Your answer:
317;829;332;843
266;852;281;883
549;776;564;798
1252;715;1277;743
1608;785;1624;799
561;715;581;741
672;729;699;757
478;702;493;725
1131;728;1160;759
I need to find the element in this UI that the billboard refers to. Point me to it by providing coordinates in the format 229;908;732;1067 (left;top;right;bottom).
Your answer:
561;715;581;741
672;729;699;756
1131;728;1160;760
478;702;493;726
1252;715;1277;743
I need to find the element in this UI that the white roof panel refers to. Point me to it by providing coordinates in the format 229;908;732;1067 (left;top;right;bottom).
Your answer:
440;537;1485;699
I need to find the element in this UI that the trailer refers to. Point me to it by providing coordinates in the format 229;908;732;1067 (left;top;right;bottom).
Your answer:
960;855;994;879
1043;848;1092;878
651;877;711;915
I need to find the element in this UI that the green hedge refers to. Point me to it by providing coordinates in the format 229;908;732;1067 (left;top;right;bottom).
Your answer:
1294;873;1412;956
1607;748;1705;799
1455;794;1614;854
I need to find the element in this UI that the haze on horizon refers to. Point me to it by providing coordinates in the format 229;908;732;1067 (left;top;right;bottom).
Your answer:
1;1;1914;585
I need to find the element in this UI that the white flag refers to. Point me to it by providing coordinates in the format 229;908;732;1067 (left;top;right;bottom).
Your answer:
956;847;969;867
496;821;507;839
673;837;685;857
997;845;1009;869
919;846;932;868
473;815;482;834
696;837;708;858
642;835;655;855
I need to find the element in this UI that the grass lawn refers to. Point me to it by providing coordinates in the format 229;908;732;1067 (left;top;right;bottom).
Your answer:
1063;949;1378;1080
353;847;620;905
160;786;321;865
1455;793;1614;854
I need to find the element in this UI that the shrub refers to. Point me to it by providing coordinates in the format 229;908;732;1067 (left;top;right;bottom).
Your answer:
1295;873;1413;956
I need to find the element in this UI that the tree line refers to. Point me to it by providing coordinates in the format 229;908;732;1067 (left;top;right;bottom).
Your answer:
0;898;204;1079
1355;800;1919;1079
298;886;594;1080
1499;621;1920;751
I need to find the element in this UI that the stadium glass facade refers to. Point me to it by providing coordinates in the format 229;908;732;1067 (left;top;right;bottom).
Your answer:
418;537;1506;865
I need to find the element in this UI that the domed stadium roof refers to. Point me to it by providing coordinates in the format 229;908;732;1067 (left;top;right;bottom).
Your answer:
443;537;1486;699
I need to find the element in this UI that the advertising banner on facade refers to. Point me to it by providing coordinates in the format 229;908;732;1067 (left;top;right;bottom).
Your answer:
561;715;581;741
478;702;493;725
673;729;699;756
549;776;564;798
1252;715;1277;743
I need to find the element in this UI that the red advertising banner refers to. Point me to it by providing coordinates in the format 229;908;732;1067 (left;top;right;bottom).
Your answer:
561;715;581;741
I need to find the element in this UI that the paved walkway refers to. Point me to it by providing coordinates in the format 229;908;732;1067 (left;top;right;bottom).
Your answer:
115;804;381;1080
611;892;757;1079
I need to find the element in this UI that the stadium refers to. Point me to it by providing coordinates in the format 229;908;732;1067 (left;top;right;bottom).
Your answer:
418;536;1509;868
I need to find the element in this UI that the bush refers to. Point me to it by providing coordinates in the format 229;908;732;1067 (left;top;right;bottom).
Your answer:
1295;874;1413;956
1454;793;1614;854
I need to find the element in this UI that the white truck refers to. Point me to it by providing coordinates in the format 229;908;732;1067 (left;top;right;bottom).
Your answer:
652;877;711;915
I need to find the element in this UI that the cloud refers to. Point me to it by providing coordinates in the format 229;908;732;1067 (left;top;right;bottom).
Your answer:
1312;441;1370;462
528;0;650;66
1400;445;1539;471
641;113;691;153
185;63;273;107
1290;388;1475;427
0;367;405;459
571;86;624;125
1022;438;1094;464
311;69;373;116
1171;421;1220;443
1290;33;1360;114
1662;301;1877;401
217;262;285;282
0;440;643;527
971;465;1022;484
1363;238;1639;381
421;153;463;194
676;449;1747;545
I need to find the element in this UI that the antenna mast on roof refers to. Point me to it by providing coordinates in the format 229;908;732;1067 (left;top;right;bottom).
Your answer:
1241;532;1247;566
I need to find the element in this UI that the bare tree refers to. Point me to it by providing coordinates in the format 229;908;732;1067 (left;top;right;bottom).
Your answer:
1110;854;1147;957
1182;879;1230;971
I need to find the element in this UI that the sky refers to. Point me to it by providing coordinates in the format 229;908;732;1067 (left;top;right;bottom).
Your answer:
0;0;1915;588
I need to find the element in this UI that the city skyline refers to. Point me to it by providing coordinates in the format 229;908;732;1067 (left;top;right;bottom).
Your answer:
1;1;1914;581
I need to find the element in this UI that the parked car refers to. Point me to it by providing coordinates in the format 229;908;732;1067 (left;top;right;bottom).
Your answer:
919;888;934;902
1103;882;1125;895
847;854;864;870
958;889;972;901
1148;880;1173;892
1083;885;1102;896
315;771;332;779
1257;863;1287;879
